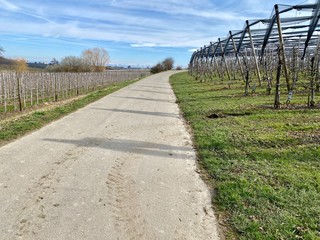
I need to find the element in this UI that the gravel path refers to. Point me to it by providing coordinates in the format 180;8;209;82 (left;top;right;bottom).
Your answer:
0;71;220;240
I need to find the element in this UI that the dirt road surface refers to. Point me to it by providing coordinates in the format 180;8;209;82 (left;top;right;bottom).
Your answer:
0;71;220;240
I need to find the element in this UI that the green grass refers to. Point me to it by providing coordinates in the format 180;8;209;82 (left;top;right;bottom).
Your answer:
170;72;320;240
0;79;138;146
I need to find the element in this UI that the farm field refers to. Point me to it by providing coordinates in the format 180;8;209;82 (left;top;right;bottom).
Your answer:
170;71;320;240
0;78;139;147
0;70;150;114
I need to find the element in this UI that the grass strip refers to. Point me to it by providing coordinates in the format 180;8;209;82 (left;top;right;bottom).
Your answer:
0;79;138;146
170;72;320;240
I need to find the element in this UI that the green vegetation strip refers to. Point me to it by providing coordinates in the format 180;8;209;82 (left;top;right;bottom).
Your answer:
0;79;138;146
170;72;320;240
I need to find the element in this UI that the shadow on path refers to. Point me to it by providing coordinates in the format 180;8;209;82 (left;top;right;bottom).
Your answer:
43;137;192;159
91;108;179;118
136;84;171;90
111;96;172;103
130;89;170;95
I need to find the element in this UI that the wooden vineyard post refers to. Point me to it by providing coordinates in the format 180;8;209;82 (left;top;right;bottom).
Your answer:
3;73;7;113
30;73;33;107
0;74;2;106
241;53;250;96
54;74;58;102
76;76;79;96
207;44;214;80
68;74;71;98
13;74;16;111
16;72;22;111
21;74;26;109
41;72;44;102
198;47;204;82
36;75;39;105
309;74;316;107
213;56;221;79
219;38;232;82
275;4;290;92
206;48;213;80
286;46;298;104
264;53;272;95
211;44;222;80
274;47;282;109
202;46;208;81
245;69;250;96
246;20;262;86
309;35;320;107
230;31;245;82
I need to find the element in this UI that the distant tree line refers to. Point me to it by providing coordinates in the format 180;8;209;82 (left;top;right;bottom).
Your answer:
48;47;110;73
0;46;110;73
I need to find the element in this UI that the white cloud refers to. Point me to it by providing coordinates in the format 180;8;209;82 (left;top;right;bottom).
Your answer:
130;43;157;47
1;0;310;66
0;1;225;48
0;0;250;50
110;0;246;21
0;0;20;11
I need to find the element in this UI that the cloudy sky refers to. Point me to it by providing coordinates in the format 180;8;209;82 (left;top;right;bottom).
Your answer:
0;0;314;67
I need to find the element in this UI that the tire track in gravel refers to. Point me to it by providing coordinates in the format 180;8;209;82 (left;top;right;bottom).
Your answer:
13;146;87;239
106;156;155;240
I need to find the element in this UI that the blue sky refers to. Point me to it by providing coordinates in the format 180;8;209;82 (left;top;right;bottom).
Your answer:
0;0;313;67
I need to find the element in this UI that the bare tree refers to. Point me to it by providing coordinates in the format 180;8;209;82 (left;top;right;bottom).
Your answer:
150;63;164;74
162;57;174;71
0;46;4;57
59;56;91;72
82;47;110;72
150;57;175;74
50;58;59;65
14;59;28;72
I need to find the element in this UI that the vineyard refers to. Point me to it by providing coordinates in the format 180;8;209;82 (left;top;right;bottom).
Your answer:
0;70;150;113
186;1;320;239
189;1;320;108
